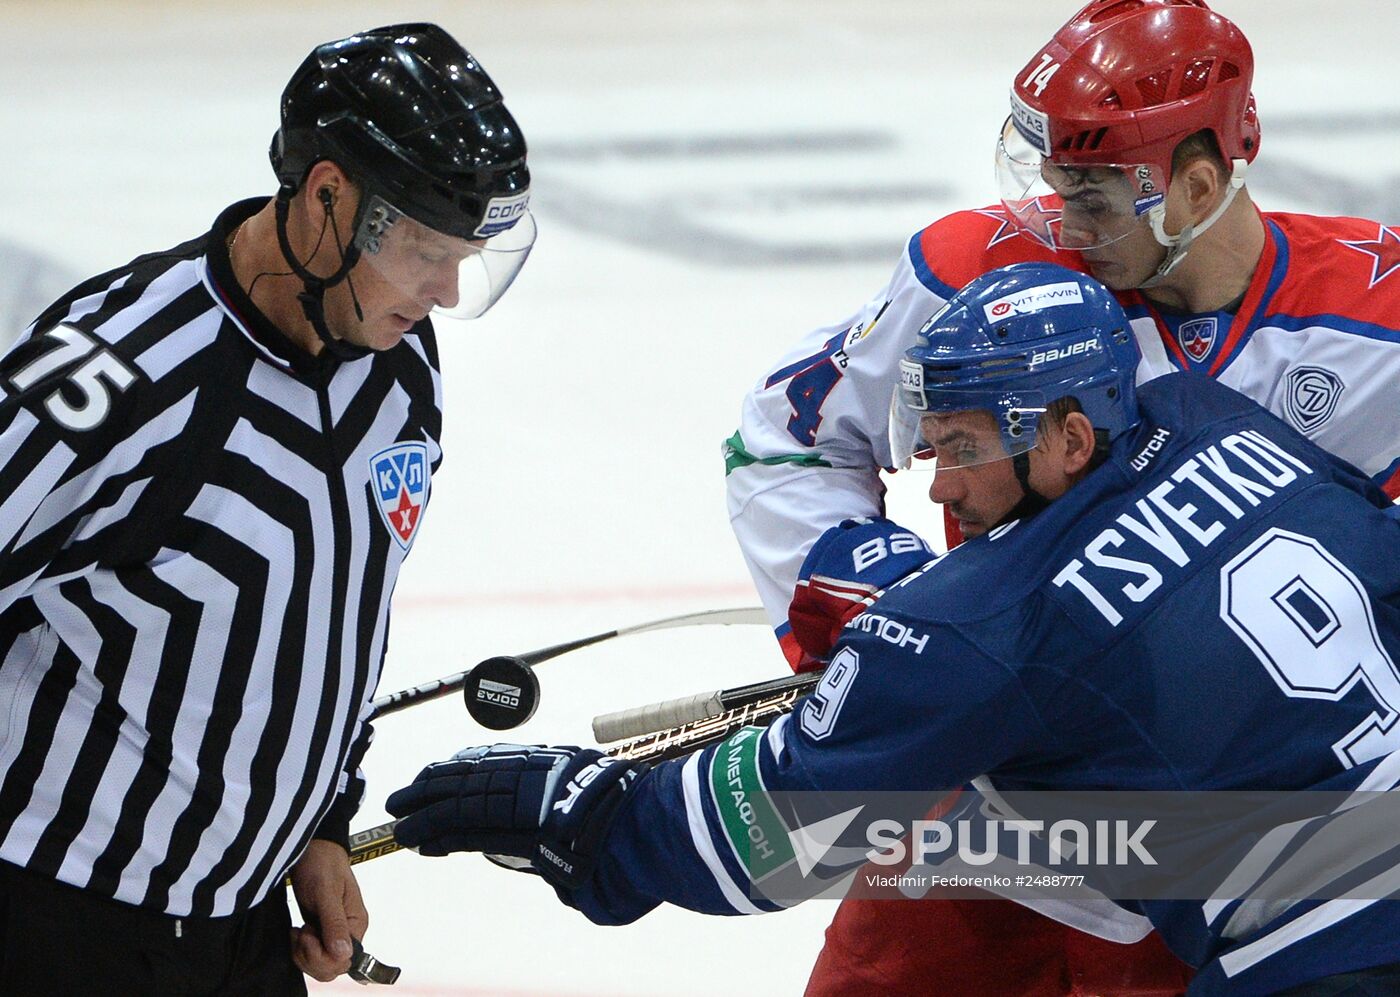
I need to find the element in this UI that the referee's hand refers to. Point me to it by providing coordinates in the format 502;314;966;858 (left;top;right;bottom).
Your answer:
289;839;370;982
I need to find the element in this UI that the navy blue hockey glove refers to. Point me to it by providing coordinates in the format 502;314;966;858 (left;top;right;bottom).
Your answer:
789;517;935;664
386;744;645;892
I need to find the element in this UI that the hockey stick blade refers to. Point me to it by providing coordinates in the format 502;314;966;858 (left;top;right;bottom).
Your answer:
592;670;821;743
367;606;767;721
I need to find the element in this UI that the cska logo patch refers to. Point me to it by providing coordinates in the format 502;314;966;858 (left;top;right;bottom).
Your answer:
370;442;429;549
1178;317;1217;363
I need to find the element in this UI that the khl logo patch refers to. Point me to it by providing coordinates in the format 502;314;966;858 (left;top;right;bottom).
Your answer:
1178;317;1217;363
1283;366;1345;433
370;442;429;549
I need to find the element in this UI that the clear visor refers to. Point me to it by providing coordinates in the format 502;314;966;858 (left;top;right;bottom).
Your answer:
355;196;537;320
889;385;1047;472
995;117;1167;252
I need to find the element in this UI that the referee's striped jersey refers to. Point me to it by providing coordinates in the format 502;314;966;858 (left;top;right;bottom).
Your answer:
0;198;442;917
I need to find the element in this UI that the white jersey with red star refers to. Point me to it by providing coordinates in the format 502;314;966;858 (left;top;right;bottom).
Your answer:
725;206;1400;665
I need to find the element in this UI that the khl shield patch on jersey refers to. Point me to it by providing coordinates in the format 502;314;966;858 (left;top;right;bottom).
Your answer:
370;442;429;549
1178;317;1217;363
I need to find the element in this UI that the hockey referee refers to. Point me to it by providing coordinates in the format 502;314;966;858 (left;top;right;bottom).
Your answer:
0;24;533;993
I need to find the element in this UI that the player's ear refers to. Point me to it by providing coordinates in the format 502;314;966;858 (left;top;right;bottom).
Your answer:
1181;157;1223;222
1059;411;1098;477
301;161;360;216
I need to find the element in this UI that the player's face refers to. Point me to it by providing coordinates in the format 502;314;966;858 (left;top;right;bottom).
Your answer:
324;248;467;352
1074;214;1171;291
922;409;1080;536
923;410;1026;537
1041;165;1169;290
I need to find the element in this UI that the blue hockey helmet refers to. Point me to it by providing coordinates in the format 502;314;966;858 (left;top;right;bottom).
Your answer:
890;262;1140;470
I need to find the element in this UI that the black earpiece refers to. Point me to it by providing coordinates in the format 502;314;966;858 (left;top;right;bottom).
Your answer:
318;187;334;209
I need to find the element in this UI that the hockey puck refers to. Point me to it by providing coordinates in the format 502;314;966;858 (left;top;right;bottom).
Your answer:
463;656;540;730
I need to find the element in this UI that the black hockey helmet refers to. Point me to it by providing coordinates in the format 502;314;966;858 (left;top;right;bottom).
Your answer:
269;24;533;329
271;22;529;242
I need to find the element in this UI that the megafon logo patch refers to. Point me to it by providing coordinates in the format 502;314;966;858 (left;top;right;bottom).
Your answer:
983;282;1084;323
370;442;429;549
475;191;530;238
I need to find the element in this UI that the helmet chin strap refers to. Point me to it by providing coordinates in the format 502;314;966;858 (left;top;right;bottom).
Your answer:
992;450;1051;529
1137;158;1248;290
274;185;373;361
991;430;1112;530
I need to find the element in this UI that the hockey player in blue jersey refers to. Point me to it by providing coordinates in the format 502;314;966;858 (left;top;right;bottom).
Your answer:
388;263;1400;994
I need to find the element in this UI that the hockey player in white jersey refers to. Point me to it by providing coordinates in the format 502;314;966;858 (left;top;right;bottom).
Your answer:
724;1;1400;992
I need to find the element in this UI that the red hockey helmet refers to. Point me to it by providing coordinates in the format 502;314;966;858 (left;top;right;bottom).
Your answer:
996;0;1260;266
1012;0;1258;176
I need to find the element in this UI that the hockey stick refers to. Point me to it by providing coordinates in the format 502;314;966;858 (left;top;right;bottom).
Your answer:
592;670;821;743
367;606;768;724
344;673;818;867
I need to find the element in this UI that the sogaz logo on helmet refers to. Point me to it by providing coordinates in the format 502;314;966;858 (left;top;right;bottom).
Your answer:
982;281;1084;323
475;191;531;238
899;359;928;409
1009;90;1052;158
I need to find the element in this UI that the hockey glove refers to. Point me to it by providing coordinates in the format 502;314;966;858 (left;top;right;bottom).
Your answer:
386;744;645;893
789;517;935;663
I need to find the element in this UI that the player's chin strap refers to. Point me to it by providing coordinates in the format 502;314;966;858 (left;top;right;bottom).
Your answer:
993;430;1112;530
274;184;373;361
1138;158;1248;289
995;451;1052;528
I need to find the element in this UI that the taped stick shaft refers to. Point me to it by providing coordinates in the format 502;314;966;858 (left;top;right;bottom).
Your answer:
592;691;723;743
593;670;820;742
608;684;817;762
367;606;766;720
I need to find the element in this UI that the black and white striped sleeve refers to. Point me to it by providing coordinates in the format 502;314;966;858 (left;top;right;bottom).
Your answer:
0;320;190;607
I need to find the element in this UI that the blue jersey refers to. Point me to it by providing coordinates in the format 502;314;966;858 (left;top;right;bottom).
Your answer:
580;374;1400;995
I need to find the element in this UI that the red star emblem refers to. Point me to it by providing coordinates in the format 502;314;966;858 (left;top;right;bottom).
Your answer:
392;490;421;541
1338;224;1400;288
1003;197;1063;251
974;208;1024;249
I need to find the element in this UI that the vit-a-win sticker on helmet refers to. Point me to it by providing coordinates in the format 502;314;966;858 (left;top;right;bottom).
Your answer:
982;282;1084;322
